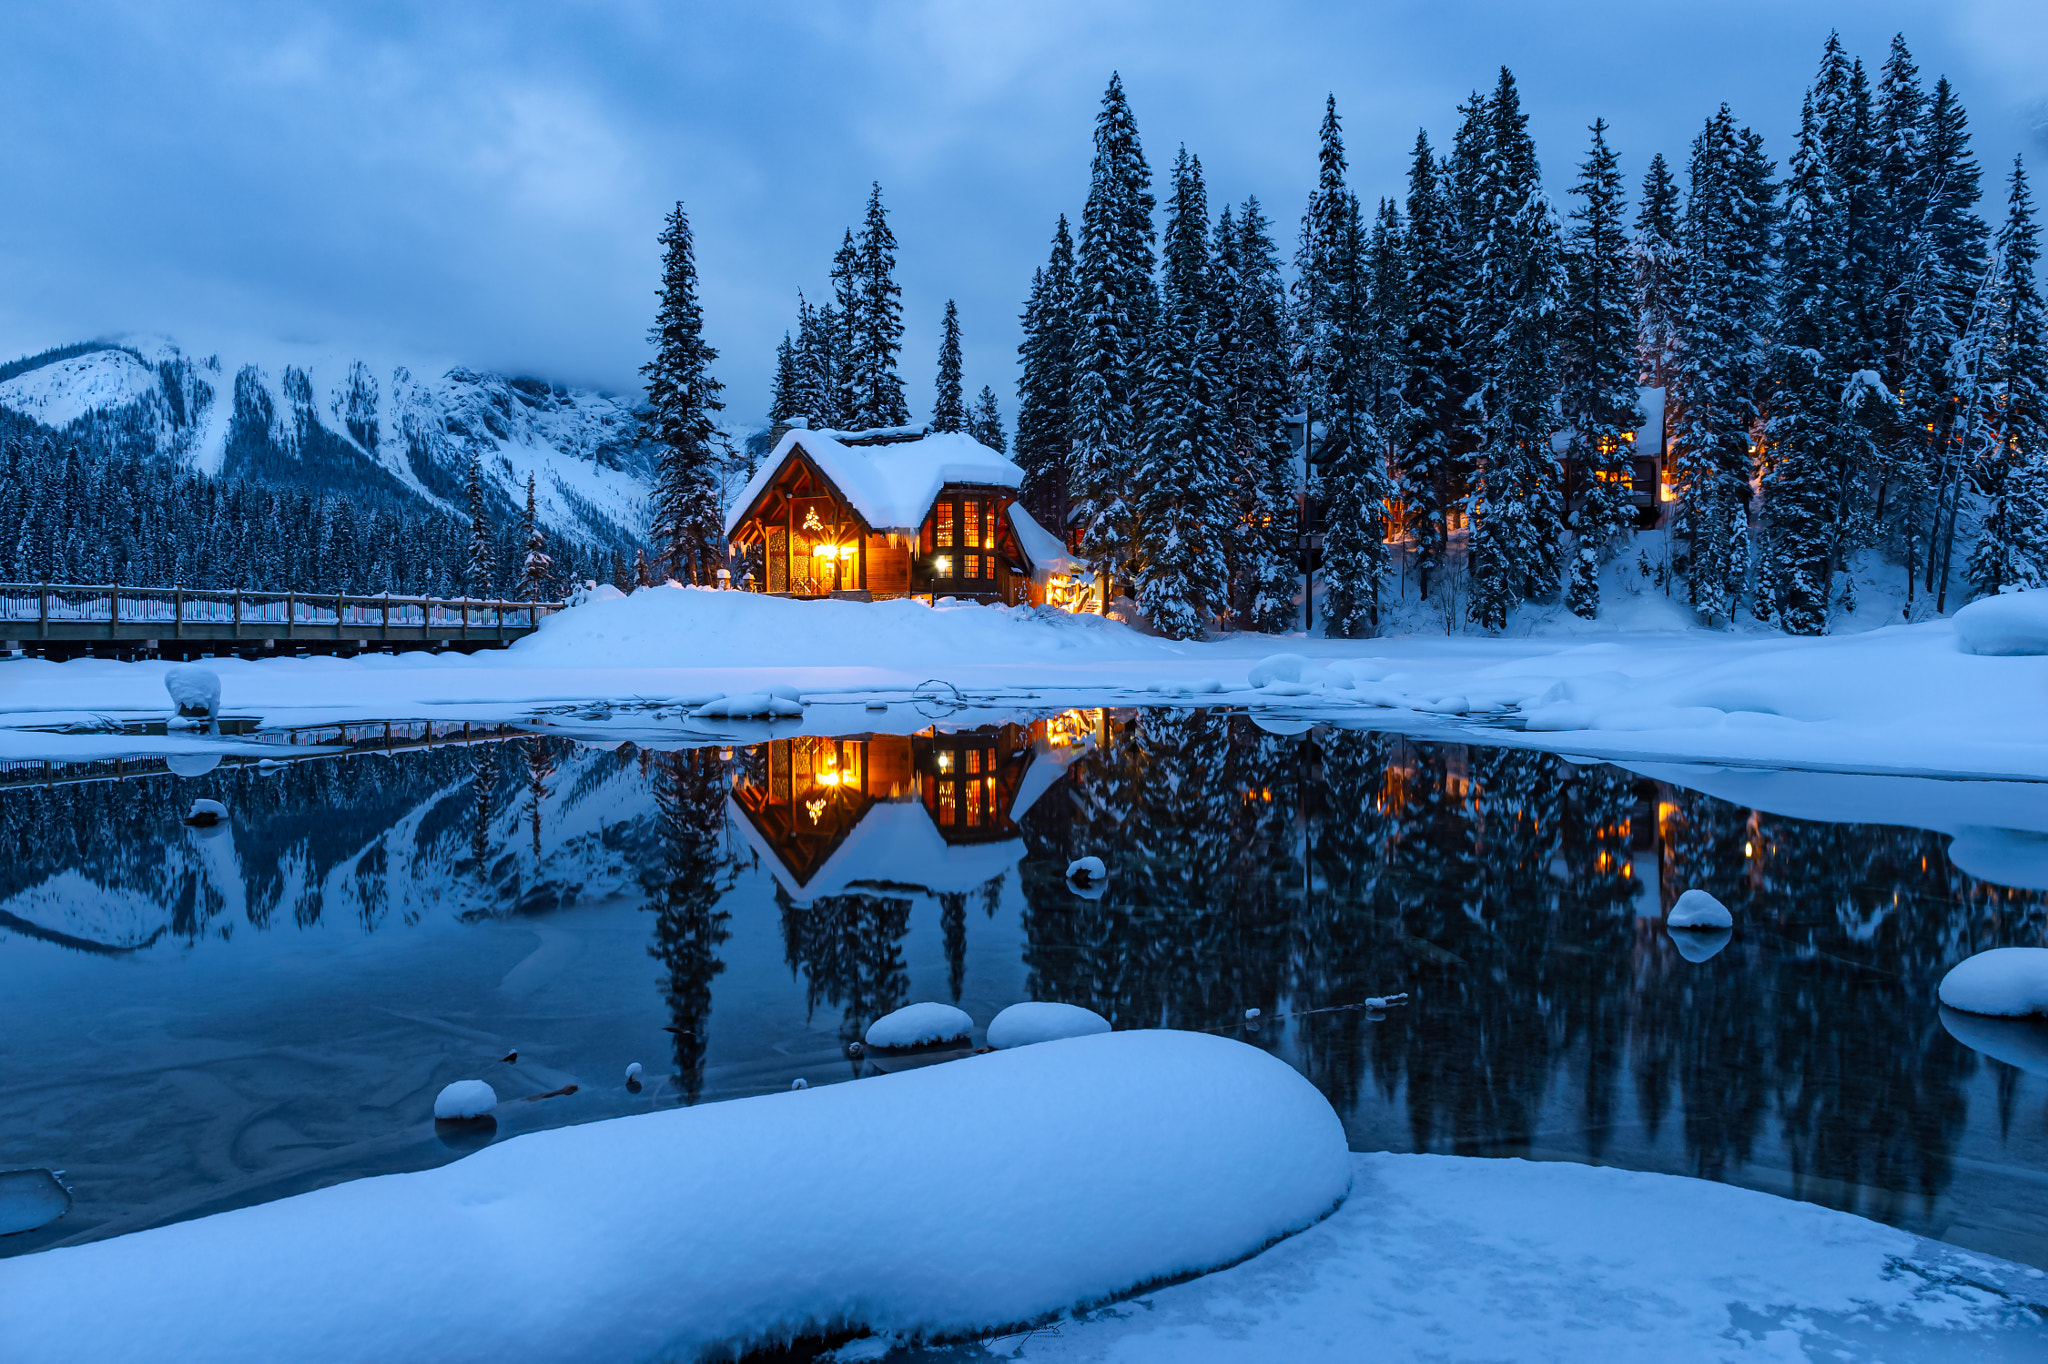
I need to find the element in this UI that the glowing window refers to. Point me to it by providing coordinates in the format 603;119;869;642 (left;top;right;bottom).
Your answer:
933;555;952;578
965;554;981;579
964;500;980;551
935;504;954;548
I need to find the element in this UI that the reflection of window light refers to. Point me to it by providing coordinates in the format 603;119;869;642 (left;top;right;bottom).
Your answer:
805;797;827;823
816;771;839;786
936;751;954;773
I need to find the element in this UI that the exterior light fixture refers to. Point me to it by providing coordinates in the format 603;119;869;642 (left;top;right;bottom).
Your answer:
933;555;952;577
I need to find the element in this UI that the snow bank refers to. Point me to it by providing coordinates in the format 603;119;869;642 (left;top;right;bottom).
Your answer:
1666;888;1733;928
986;1152;2048;1361
864;1001;974;1049
1952;590;2048;656
988;1002;1111;1049
0;1031;1350;1364
692;692;803;719
163;664;219;719
1937;947;2048;1017
431;1080;497;1120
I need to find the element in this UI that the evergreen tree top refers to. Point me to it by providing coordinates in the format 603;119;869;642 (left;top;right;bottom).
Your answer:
1638;152;1679;240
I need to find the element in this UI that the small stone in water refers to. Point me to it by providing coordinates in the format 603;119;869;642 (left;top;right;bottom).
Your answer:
433;1080;497;1122
625;1062;643;1082
1244;1008;1261;1020
791;1077;809;1090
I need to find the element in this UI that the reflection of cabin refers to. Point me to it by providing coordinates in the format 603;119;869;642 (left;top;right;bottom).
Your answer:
724;427;1076;607
726;723;1066;900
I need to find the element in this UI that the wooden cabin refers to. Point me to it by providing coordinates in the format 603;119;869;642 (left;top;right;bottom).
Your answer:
724;427;1075;606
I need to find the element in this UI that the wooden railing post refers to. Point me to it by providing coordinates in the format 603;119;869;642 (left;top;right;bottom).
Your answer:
495;599;504;640
285;590;294;636
108;584;118;639
336;592;345;641
233;588;242;638
174;585;184;637
38;581;47;640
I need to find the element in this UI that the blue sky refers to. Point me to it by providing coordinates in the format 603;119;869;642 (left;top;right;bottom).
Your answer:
1;1;2042;423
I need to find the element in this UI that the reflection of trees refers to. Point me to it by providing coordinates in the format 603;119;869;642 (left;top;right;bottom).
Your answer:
642;749;736;1104
1015;710;2048;1215
940;891;967;1003
780;890;913;1047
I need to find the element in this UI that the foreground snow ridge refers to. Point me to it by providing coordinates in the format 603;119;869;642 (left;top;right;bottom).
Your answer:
0;1030;1350;1364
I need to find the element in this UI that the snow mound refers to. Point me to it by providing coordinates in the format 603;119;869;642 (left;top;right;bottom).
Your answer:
692;692;803;719
1667;888;1734;929
1247;654;1309;688
432;1080;498;1121
1066;856;1106;884
164;664;220;718
0;1032;1350;1364
1952;590;2048;656
988;1002;1112;1050
1937;947;2048;1017
863;1001;974;1050
183;798;228;826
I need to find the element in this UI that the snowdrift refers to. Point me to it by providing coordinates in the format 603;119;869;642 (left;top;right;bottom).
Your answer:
0;1030;1349;1364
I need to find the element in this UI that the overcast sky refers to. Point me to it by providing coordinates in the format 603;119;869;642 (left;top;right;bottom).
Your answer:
2;1;2043;422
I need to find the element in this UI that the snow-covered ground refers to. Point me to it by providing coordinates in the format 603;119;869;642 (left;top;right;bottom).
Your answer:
902;1152;2048;1363
1;1031;1351;1364
6;583;2048;782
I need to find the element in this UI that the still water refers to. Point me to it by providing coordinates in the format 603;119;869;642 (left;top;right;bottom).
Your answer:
2;709;2045;1269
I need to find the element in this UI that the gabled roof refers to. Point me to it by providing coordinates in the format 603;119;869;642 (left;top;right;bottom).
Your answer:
724;428;1025;537
1006;503;1075;582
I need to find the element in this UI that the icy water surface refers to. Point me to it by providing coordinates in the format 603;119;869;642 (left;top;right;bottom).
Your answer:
2;707;2046;1271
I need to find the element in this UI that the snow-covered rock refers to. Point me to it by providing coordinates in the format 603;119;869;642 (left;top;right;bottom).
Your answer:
1936;946;2048;1017
1938;1005;2048;1075
164;664;220;719
1247;654;1309;688
432;1080;498;1121
183;798;228;827
1066;855;1107;884
691;693;803;719
1953;590;2048;656
0;1031;1350;1364
0;1167;71;1236
1666;888;1734;929
863;1001;974;1050
987;1002;1112;1050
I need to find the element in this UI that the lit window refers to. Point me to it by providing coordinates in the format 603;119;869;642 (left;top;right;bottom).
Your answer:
966;554;981;578
964;500;980;551
934;555;952;578
935;504;954;548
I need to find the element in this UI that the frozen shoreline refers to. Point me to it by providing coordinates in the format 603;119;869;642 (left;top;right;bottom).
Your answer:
3;586;2046;782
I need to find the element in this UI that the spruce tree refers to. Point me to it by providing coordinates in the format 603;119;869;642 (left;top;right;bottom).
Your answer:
1466;68;1565;631
1293;97;1387;636
1069;73;1155;611
847;184;910;429
520;473;553;601
1672;106;1774;622
464;447;493;596
640;202;728;585
1396;130;1462;599
932;300;965;432
1634;152;1684;390
1134;147;1231;638
968;386;1005;452
1965;158;2048;595
1015;216;1077;526
768;332;801;428
1560;118;1645;619
1218;195;1297;631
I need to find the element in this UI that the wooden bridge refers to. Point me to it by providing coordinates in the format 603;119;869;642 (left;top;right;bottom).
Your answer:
0;583;566;659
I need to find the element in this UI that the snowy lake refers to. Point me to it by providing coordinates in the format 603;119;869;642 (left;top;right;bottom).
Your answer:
3;706;2046;1271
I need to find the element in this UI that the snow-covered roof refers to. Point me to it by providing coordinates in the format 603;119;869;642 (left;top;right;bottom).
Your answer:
724;429;1024;537
1008;503;1075;581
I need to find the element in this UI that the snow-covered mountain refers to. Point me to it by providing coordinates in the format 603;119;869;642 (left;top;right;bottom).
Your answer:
0;336;656;546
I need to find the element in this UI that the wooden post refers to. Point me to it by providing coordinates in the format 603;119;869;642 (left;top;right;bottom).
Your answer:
174;585;183;638
38;581;46;640
233;588;242;638
108;585;118;639
495;599;504;640
336;592;345;641
381;597;390;637
286;591;294;637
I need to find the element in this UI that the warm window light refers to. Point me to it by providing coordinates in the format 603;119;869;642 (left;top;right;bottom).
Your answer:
936;751;954;773
934;555;952;577
816;771;840;786
838;545;858;559
811;542;833;556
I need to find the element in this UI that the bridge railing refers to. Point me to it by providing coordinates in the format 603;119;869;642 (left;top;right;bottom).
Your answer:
0;584;568;638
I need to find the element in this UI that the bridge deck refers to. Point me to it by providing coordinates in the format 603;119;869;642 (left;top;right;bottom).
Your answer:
0;584;563;645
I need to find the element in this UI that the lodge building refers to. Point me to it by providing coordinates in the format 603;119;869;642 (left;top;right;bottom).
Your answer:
724;425;1080;608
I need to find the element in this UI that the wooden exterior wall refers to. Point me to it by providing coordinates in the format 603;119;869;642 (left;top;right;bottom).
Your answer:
912;484;1030;606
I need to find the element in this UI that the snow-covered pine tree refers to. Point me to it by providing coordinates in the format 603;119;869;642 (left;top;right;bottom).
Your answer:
828;230;862;426
1292;97;1387;637
768;332;802;428
1760;93;1854;634
932;300;966;432
520;473;553;601
1362;198;1408;454
1396;130;1462;599
1134;147;1231;638
1560;118;1646;619
464;447;493;597
1069;72;1156;611
640;202;728;585
847;184;910;430
1466;68;1565;631
1634;153;1684;391
1217;194;1297;631
1672;105;1774;622
1875;33;1928;387
968;386;1005;452
1015;216;1077;526
790;292;839;428
1965;158;2048;596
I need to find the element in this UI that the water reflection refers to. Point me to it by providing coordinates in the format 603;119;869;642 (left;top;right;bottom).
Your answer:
0;710;2044;1267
